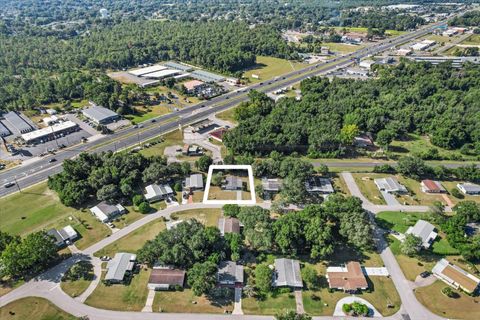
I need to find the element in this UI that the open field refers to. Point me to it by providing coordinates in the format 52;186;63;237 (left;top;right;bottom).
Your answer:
61;262;94;298
415;280;480;319
331;26;406;37
461;34;480;45
322;42;365;53
94;219;166;258
242;56;306;83
0;297;77;320
170;208;222;227
152;289;234;313
243;291;296;315
139;129;183;158
352;173;386;205
0;182;111;249
125;105;172;124
85;268;150;311
215;107;237;125
390;133;477;161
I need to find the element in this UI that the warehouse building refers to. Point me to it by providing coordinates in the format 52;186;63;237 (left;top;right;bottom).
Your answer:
0;121;10;137
163;61;194;72
21;120;78;144
82;105;120;125
190;70;225;83
2;111;35;134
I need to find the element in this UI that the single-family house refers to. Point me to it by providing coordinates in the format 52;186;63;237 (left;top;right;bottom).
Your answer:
261;178;282;193
374;177;408;194
105;253;137;283
421;180;446;193
432;259;480;294
353;135;374;148
273;258;303;288
145;184;174;203
184;173;204;191
47;225;78;247
326;261;368;292
457;183;480;195
209;127;228;142
217;261;244;287
406;220;437;249
218;217;241;236
90;202;126;223
223;176;243;191
305;176;334;194
148;266;186;290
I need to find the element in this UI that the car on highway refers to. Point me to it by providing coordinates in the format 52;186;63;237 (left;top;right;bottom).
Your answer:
3;182;15;188
151;119;156;123
48;158;57;163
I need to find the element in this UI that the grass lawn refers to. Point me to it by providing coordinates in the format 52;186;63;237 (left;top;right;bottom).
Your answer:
85;268;150;311
125;105;171;123
152;289;233;313
61;262;94;298
0;297;78;320
215;107;237;125
331;173;351;196
243;291;296;315
352;173;386;205
94;219;166;257
206;186;238;200
441;180;480;204
0;182;110;249
415;280;480;319
242;56;306;83
170;208;222;227
390;133;475;161
322;42;365;53
396;176;450;206
331;26;406;37
461;34;480;45
0;279;24;298
139;129;183;158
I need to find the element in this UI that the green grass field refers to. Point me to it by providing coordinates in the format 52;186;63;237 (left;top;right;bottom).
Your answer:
152;289;234;313
215;107;237;125
415;280;480;319
61;262;94;298
243;291;296;315
461;34;480;45
0;182;110;249
243;56;306;83
85;268;150;311
125;105;171;123
0;297;77;320
139;129;184;158
170;208;222;227
331;26;406;37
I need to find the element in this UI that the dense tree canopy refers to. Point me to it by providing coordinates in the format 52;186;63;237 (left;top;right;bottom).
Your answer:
225;62;480;157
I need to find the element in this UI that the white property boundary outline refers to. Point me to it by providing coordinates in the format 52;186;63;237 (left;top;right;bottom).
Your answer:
203;164;256;205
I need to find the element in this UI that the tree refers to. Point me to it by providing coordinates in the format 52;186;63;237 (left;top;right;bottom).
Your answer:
138;201;151;214
397;156;431;180
301;266;318;290
211;171;224;186
276;311;312;320
132;194;144;207
0;231;19;253
401;234;422;256
142;161;170;184
196;155;213;172
238;206;273;251
96;184;120;203
63;261;93;281
223;204;240;218
255;264;272;294
273;213;305;255
442;286;455;298
376;129;395;150
187;261;217;296
340;124;359;145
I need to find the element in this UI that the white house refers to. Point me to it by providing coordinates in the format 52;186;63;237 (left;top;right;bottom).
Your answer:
406;220;437;249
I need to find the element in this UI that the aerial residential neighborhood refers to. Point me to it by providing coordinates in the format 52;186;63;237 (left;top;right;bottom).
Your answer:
0;1;480;320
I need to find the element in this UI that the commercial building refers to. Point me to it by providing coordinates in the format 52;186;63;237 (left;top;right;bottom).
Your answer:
148;267;186;290
163;61;194;72
47;225;78;247
190;70;225;83
217;217;241;236
105;253;137;283
345;68;369;77
406;220;437;249
184;173;204;191
0;121;11;137
359;60;376;70
273;258;303;288
144;184;174;203
90;202;126;223
305;176;334;194
421;180;446;193
217;261;244;287
143;69;180;79
432;259;480;294
183;80;207;94
326;262;368;292
396;48;413;56
223;176;243;191
408;56;480;68
457;183;480;195
410;39;436;51
43;115;58;126
129;65;168;77
2;111;35;134
82;105;120;125
209;127;228;142
374;177;407;194
21;120;78;144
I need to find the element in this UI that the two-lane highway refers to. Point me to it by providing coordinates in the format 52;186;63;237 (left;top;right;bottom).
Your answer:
0;20;449;198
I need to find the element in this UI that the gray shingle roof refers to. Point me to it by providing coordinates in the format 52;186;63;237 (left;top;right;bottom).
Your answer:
105;253;136;282
217;261;244;285
185;174;203;189
274;258;303;288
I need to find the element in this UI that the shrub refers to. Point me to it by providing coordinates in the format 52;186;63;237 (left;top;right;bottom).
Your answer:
342;303;352;313
174;182;182;192
442;286;455;298
373;164;396;174
138;201;151;214
450;188;464;199
132;194;144;207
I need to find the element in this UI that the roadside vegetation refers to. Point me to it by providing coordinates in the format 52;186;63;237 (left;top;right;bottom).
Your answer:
0;297;78;320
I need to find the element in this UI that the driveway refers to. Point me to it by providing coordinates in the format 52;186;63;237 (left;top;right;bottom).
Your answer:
380;190;400;206
232;287;243;315
294;289;305;314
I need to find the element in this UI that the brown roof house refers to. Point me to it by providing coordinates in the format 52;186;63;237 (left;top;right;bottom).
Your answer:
421;180;446;193
326;262;368;292
218;217;241;236
148;266;186;290
432;259;480;294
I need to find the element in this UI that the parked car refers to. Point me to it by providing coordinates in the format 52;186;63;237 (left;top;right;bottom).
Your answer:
420;271;430;278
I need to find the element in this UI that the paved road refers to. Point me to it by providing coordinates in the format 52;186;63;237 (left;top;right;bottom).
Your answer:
312;161;480;169
0;19;449;199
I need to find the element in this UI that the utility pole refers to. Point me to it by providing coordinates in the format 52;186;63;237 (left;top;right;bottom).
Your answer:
14;177;21;193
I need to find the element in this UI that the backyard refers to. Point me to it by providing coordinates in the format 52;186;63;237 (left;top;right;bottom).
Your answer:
152;289;234;313
0;297;77;320
415;280;480;319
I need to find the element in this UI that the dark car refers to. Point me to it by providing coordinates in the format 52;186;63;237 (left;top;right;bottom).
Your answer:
151;119;156;123
48;158;57;163
3;182;15;188
420;271;430;278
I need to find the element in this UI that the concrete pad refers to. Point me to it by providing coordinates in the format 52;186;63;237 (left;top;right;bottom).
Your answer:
232;287;243;315
142;289;155;312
